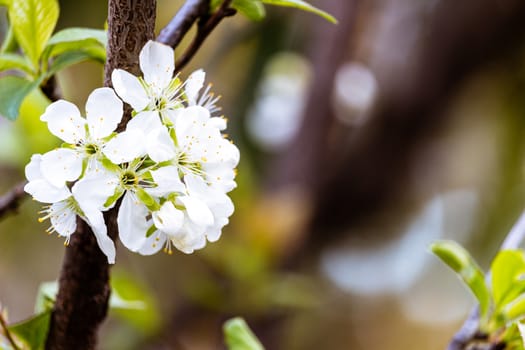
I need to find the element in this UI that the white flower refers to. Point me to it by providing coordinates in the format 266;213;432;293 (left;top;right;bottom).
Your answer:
24;155;117;263
185;69;222;116
111;40;182;119
39;87;124;186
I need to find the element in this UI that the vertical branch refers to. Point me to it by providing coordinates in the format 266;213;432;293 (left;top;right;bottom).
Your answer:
45;1;156;349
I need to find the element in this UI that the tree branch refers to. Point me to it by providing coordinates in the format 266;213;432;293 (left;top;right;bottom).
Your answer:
174;0;236;71
0;181;27;220
156;0;209;48
45;1;156;349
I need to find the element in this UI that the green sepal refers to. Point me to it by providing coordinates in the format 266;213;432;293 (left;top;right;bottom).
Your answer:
430;240;491;318
104;186;125;208
101;156;121;173
146;224;157;238
135;187;160;212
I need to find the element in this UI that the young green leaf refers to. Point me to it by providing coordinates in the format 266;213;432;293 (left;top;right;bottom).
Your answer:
46;47;106;76
500;294;525;324
224;317;265;350
0;53;32;74
261;0;336;23
232;0;266;21
0;76;41;120
42;28;107;63
430;240;491;317
8;311;51;350
491;250;525;309
9;0;59;67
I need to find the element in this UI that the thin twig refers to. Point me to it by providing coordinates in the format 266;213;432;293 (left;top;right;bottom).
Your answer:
175;0;236;71
156;0;209;48
0;181;27;220
0;309;20;350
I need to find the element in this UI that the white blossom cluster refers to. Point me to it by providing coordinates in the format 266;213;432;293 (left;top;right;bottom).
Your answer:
24;41;239;264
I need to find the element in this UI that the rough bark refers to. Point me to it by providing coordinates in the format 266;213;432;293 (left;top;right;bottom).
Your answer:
45;1;156;349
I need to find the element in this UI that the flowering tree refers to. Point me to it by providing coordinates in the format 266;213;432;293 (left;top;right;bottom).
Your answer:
0;0;334;349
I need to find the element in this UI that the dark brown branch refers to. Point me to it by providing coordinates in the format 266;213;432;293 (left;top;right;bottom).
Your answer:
156;0;209;48
40;76;62;102
0;181;27;220
175;0;236;72
45;1;156;349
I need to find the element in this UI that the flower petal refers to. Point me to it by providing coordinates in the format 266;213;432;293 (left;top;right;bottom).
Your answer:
148;166;185;197
49;201;77;237
40;100;86;144
102;128;146;164
152;201;184;235
72;170;120;210
86;87;123;140
137;230;166;255
25;154;43;181
127;110;163;134
139;40;174;91
118;191;149;251
112;69;150;111
146;127;176;162
82;207;116;264
25;179;71;203
178;195;214;227
40;148;83;187
185;69;205;104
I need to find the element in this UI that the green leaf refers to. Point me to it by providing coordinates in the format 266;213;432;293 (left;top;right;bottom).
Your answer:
46;46;106;76
0;76;40;120
232;0;266;21
0;0;11;7
103;185;124;208
42;28;107;63
0;53;32;74
224;317;265;350
500;294;525;324
8;311;51;350
430;240;490;317
46;27;107;47
491;250;525;309
261;0;336;23
9;0;59;67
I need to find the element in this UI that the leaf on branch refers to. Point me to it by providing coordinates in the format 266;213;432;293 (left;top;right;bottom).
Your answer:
0;76;40;120
42;28;107;62
8;311;51;350
261;0;337;23
46;47;106;76
9;0;59;68
224;317;265;350
0;53;32;74
491;250;525;310
430;240;491;318
232;0;266;21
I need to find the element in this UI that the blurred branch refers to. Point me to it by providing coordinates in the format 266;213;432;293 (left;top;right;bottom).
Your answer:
0;181;27;220
45;0;157;349
174;0;236;71
311;0;525;242
40;76;62;102
156;0;209;48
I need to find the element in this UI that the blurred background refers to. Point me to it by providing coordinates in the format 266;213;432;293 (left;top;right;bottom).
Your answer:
2;0;525;349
